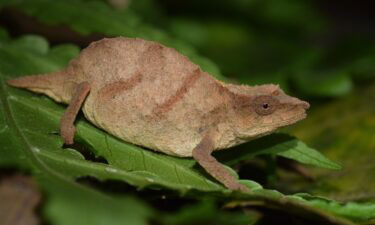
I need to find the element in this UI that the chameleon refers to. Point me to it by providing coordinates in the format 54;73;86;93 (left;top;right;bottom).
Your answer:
7;37;309;192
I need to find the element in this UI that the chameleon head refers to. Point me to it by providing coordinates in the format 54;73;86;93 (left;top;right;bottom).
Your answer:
232;84;310;139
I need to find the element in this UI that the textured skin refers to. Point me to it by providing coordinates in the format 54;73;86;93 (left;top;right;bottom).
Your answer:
7;37;309;157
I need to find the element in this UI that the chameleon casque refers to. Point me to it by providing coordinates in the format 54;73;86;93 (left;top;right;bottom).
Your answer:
7;37;310;192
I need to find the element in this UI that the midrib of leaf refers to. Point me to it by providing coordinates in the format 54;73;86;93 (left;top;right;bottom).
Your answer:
36;148;165;187
95;134;218;189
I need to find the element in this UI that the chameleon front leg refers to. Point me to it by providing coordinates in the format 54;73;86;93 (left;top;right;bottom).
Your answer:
60;82;90;145
192;132;250;192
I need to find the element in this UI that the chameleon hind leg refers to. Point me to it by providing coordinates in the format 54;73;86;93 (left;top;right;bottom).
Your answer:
60;82;90;145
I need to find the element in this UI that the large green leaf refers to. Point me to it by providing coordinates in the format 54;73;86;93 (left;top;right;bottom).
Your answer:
1;31;374;224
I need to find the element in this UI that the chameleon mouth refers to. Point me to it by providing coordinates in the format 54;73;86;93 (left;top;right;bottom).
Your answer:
255;110;307;128
282;111;307;124
282;113;307;128
261;111;307;128
242;112;307;138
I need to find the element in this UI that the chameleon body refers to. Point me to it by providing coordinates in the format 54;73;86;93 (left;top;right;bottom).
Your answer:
7;37;309;191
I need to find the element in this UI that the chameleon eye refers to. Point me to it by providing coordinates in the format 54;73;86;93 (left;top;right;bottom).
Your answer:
253;95;279;116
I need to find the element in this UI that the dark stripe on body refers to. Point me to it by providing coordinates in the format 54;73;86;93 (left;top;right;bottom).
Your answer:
98;72;143;101
152;69;202;116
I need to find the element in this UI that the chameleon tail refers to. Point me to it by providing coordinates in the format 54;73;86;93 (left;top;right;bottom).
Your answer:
7;72;60;89
7;71;68;103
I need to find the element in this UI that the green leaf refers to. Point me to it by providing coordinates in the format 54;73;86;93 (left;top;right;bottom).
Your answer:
217;133;341;170
291;194;375;223
275;136;342;170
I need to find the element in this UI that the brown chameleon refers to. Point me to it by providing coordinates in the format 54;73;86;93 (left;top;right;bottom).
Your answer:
7;37;309;192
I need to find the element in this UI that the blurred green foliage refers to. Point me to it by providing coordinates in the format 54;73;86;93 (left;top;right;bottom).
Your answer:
0;0;224;79
165;0;375;97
